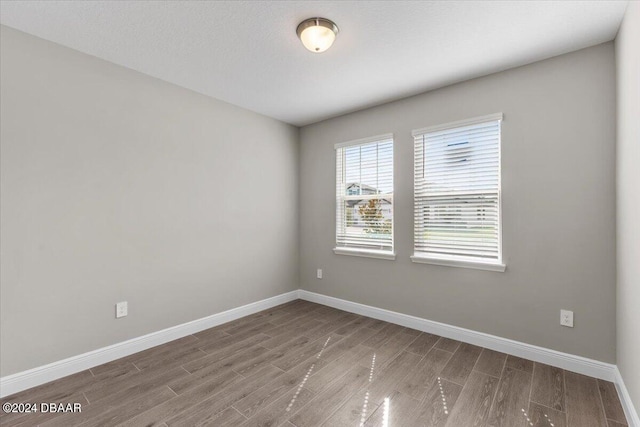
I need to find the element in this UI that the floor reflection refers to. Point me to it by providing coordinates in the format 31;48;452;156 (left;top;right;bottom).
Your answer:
359;353;377;427
382;396;390;427
437;377;449;415
286;337;331;412
522;407;556;426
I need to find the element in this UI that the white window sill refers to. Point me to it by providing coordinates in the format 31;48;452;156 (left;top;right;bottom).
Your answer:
333;248;396;261
410;254;506;272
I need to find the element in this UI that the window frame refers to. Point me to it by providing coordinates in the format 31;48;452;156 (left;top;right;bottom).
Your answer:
411;113;505;272
334;133;396;260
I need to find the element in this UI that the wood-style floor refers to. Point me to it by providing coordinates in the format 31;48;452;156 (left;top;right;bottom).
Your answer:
0;300;628;427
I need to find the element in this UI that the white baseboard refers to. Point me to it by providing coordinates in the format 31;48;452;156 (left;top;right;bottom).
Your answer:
3;288;637;427
615;366;640;427
0;290;299;398
299;290;639;426
299;290;616;380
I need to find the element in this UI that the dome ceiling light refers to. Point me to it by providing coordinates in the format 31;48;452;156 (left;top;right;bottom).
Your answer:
296;17;339;53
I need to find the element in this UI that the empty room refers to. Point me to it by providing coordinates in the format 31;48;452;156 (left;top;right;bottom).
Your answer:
0;1;638;426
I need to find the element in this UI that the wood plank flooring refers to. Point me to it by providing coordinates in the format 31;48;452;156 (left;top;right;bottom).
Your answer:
0;300;628;427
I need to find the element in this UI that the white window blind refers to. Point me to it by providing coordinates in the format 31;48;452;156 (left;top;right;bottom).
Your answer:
335;135;394;255
413;114;503;267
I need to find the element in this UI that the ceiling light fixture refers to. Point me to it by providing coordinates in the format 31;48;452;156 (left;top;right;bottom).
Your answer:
296;17;339;53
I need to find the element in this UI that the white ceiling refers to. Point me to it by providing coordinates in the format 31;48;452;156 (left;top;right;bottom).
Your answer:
0;1;629;126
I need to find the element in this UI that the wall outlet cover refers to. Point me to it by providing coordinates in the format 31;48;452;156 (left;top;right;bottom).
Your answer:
116;301;128;318
560;309;574;327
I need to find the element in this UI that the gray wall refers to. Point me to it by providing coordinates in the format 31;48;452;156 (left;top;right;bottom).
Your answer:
0;26;299;376
616;1;640;410
300;43;617;363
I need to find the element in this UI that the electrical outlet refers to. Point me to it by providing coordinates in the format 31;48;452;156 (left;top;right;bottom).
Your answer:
560;309;573;327
116;301;128;318
317;269;323;279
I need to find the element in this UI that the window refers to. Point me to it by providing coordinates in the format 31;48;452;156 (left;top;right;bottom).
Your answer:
411;114;505;271
334;134;394;260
